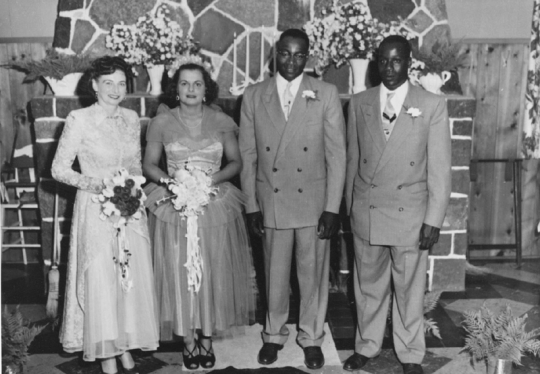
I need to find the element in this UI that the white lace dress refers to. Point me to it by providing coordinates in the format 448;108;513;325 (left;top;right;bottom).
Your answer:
52;104;159;361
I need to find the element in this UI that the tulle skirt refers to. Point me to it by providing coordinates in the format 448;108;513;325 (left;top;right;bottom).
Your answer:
60;190;159;361
144;181;256;342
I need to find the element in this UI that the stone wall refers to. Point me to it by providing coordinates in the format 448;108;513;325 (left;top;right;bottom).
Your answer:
53;0;452;95
30;93;474;291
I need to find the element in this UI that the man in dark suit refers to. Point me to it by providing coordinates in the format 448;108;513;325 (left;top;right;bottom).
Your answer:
343;35;451;374
239;29;346;370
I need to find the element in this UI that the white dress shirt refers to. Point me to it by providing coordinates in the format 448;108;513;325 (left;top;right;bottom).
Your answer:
276;73;303;116
379;81;409;120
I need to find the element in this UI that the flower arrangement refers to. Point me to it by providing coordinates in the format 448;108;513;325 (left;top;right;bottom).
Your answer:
2;48;93;82
304;0;414;75
158;164;218;293
2;306;47;374
159;165;217;218
413;41;465;75
93;169;146;224
92;168;146;292
106;4;198;67
462;304;540;367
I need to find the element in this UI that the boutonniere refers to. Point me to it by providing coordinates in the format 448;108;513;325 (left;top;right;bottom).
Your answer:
404;106;422;118
301;89;319;102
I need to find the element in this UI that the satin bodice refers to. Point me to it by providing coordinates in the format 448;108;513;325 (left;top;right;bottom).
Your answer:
165;140;223;175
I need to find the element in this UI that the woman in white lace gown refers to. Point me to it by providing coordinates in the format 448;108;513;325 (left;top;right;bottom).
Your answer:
52;56;159;374
143;60;255;370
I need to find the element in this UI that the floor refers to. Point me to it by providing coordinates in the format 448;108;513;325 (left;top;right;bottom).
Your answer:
2;260;539;373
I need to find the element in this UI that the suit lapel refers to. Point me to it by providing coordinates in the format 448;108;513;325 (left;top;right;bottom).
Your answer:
275;74;309;157
362;86;386;155
262;77;286;133
375;85;418;172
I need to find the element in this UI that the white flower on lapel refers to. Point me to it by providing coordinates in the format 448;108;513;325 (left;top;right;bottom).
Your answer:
301;89;319;101
405;106;422;118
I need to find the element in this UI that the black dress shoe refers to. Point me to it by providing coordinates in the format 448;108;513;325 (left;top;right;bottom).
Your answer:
402;363;424;374
303;346;324;370
257;343;283;365
343;352;370;371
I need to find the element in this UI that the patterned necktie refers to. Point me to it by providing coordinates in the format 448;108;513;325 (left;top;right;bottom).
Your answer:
382;92;396;141
283;81;293;121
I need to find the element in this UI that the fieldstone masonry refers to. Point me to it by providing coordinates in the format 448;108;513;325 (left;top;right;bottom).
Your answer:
30;94;474;292
52;0;452;96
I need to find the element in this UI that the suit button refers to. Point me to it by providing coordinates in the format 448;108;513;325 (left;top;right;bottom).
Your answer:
410;161;415;166
304;147;308;151
298;188;303;193
363;159;367;164
370;205;375;209
371;184;376;189
398;185;402;190
399;207;404;212
274;188;279;193
266;147;270;151
273;168;277;172
297;168;302;172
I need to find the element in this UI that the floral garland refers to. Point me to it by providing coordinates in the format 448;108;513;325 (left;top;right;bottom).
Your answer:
523;0;540;158
106;4;198;67
92;169;146;293
304;0;414;75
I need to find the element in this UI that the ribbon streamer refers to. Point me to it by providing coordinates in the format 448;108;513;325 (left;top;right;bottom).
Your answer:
184;215;203;294
115;225;133;293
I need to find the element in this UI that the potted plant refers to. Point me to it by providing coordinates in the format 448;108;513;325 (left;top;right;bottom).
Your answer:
411;41;466;95
304;0;414;93
106;3;199;96
2;306;47;374
462;304;540;374
3;49;94;96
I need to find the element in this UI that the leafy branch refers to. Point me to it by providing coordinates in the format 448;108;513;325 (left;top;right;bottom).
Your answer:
2;49;94;82
462;304;540;365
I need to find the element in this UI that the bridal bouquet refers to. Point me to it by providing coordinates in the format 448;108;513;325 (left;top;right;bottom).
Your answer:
158;165;218;293
92;168;146;292
304;0;414;75
106;4;198;67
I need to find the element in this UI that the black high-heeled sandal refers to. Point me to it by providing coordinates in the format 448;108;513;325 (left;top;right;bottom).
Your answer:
198;337;216;369
183;342;200;370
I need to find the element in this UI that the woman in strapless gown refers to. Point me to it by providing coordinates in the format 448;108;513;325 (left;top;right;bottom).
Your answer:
142;60;255;370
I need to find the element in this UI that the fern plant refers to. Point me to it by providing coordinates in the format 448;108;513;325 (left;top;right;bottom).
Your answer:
413;41;466;75
2;306;47;373
3;48;94;82
462;305;540;366
424;291;442;339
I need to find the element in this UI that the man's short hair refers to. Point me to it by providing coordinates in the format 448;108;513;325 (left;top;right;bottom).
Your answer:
279;28;310;48
378;35;411;58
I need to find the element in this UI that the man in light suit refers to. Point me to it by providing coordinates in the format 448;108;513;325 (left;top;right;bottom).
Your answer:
343;35;451;374
239;29;346;370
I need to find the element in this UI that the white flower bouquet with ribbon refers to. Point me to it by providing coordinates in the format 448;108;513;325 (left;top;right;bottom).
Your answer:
157;164;218;294
92;168;146;292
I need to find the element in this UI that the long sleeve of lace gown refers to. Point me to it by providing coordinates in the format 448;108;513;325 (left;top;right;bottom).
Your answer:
51;114;104;193
126;121;143;177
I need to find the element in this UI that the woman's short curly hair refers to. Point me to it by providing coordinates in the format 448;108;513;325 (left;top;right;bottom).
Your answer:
166;63;219;105
86;56;132;95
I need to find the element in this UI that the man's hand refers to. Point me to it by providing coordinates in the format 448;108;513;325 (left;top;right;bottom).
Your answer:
317;211;340;240
246;211;264;237
419;223;440;250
